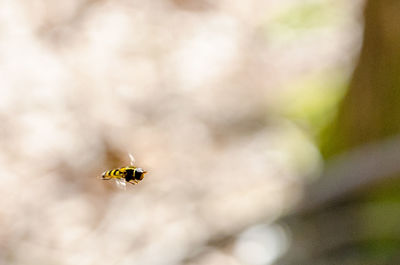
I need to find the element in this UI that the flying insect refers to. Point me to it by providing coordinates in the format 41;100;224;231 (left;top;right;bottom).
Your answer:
100;154;147;189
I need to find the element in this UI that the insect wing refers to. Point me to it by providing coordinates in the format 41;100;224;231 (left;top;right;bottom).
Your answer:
129;153;136;166
115;178;127;190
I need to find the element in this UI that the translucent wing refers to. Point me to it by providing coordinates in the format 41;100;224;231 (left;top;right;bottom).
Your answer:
115;178;127;190
129;153;135;166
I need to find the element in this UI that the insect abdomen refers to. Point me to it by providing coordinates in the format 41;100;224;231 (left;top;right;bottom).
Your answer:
103;169;121;179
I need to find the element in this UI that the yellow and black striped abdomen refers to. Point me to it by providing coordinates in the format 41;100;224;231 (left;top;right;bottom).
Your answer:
102;168;124;179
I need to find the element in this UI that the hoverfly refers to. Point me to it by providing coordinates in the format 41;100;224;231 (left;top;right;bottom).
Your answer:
100;154;147;189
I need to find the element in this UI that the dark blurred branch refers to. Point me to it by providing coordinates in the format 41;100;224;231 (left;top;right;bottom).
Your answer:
300;135;400;213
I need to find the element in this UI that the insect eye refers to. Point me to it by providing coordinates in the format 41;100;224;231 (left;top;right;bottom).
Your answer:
135;168;144;180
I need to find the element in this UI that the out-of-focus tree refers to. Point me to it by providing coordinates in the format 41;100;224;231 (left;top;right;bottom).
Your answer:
281;1;400;264
321;0;400;157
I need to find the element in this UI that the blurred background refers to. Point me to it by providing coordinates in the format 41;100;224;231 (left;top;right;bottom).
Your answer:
2;0;400;264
